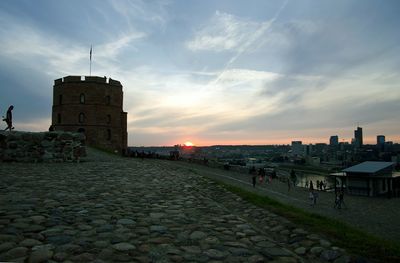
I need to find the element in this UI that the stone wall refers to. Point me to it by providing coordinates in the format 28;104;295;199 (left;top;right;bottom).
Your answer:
0;131;86;162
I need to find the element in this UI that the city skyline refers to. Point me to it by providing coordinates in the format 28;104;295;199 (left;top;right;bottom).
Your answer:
0;0;399;146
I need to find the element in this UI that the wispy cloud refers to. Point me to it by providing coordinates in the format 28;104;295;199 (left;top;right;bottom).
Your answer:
186;11;260;52
108;0;170;29
0;8;146;76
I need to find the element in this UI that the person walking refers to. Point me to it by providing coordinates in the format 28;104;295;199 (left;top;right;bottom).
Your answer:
334;189;340;209
3;105;14;131
313;191;318;206
258;168;264;184
339;189;346;209
249;167;257;188
309;190;314;206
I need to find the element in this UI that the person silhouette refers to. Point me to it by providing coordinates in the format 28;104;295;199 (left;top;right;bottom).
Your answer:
3;105;14;131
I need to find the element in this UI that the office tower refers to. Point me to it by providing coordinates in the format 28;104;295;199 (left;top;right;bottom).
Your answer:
377;135;385;145
354;127;363;148
330;135;339;146
377;135;385;151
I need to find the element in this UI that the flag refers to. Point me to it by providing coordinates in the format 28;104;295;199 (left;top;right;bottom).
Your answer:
90;45;92;61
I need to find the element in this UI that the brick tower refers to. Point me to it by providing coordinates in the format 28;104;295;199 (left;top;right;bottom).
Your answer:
52;76;127;154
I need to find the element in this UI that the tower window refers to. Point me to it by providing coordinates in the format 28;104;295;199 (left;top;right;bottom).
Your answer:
80;93;85;104
57;113;61;124
107;129;111;140
79;112;85;123
59;94;63;105
106;95;111;105
107;114;111;124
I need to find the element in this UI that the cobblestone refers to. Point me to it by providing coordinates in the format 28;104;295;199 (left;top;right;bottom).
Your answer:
0;148;357;262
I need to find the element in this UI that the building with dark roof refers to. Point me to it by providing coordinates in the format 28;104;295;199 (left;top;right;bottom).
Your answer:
336;161;400;197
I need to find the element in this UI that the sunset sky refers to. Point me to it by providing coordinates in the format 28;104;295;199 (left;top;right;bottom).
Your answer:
0;0;399;146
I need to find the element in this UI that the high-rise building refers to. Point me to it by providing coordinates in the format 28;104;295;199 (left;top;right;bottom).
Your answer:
377;135;385;145
330;135;339;146
354;127;363;148
291;141;303;156
377;135;385;151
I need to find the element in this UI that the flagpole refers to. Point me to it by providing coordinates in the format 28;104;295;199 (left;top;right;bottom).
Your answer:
90;45;92;76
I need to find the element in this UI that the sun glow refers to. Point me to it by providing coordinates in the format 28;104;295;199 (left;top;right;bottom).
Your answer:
184;141;194;147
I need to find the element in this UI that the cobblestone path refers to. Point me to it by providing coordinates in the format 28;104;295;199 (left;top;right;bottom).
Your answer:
0;152;352;262
163;160;400;243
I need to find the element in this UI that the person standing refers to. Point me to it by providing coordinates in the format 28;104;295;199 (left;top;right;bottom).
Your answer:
3;105;14;131
290;169;297;187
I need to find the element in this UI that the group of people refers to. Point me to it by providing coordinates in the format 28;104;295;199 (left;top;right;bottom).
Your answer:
2;105;14;131
248;166;347;210
305;179;327;190
249;167;276;187
309;181;346;209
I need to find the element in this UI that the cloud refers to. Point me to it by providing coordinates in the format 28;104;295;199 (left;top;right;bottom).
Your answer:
1;1;399;145
116;66;287;145
108;0;170;30
205;94;400;143
186;11;265;52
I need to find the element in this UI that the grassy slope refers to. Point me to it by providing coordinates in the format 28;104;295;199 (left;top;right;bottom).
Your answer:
211;178;400;262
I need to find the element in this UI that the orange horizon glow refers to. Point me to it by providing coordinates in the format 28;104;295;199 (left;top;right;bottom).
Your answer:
167;135;400;147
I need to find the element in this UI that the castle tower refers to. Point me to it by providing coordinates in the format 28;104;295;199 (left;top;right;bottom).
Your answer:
52;76;127;154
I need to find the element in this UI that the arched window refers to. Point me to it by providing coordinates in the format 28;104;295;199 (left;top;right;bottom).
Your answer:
107;114;111;124
107;129;111;140
59;94;63;105
80;93;85;104
57;113;61;124
79;112;85;123
106;95;111;105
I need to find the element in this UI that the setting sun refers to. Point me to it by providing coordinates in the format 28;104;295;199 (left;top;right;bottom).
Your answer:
184;141;194;147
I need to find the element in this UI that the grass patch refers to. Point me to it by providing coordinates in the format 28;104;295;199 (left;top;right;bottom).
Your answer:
212;179;400;262
90;146;121;156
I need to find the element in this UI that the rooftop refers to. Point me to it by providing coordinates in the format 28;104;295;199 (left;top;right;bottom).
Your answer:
343;161;394;174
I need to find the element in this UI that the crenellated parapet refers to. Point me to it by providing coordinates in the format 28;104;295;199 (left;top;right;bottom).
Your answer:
54;76;122;87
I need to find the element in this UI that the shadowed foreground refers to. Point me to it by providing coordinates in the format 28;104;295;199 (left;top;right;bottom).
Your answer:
0;149;353;262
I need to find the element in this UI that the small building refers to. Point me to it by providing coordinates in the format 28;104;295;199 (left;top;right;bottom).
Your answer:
335;161;400;197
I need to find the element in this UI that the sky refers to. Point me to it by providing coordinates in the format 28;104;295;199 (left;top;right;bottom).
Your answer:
0;0;399;146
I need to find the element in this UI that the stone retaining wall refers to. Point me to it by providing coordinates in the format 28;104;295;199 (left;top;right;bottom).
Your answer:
0;131;86;162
